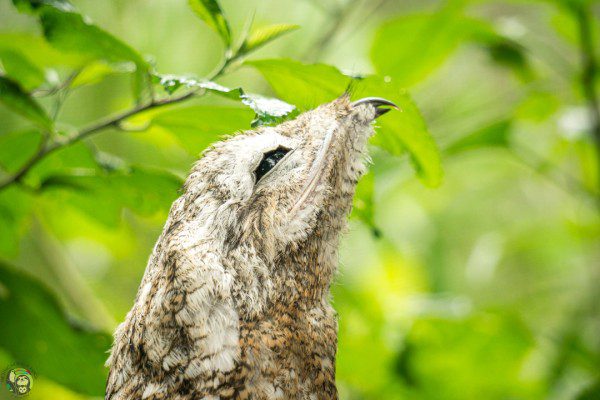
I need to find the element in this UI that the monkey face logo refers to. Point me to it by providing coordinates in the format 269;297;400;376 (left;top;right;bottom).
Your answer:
4;366;34;397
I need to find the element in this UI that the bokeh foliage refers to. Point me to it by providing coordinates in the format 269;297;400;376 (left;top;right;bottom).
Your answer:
0;0;599;399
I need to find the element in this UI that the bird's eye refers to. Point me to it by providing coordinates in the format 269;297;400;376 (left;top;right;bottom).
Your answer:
255;146;290;182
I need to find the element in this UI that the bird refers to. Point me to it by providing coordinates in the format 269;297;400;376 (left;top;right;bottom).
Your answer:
105;95;397;400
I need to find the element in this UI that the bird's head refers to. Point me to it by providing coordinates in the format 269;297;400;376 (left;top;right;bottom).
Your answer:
182;95;396;262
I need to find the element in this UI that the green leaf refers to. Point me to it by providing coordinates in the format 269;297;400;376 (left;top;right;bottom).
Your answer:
371;11;474;86
188;0;231;46
444;120;512;155
0;76;52;130
0;262;112;396
0;130;42;173
0;33;87;70
239;24;300;55
70;61;133;88
0;49;46;90
128;105;255;155
36;146;97;179
246;58;352;110
371;10;530;86
38;8;147;65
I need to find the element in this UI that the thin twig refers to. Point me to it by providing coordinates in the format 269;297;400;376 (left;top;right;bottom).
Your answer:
574;3;600;202
303;0;362;61
512;144;598;209
32;69;82;98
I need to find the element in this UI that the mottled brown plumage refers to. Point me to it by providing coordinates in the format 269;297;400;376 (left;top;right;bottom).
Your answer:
106;96;395;399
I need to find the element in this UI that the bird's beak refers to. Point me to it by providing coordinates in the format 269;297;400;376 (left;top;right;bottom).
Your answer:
351;97;399;118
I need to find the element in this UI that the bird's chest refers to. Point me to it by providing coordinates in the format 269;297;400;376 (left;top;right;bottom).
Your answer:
235;305;338;399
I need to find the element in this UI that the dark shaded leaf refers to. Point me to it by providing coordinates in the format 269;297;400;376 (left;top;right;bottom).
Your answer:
577;380;600;400
0;76;52;130
246;58;351;110
188;0;231;46
0;262;112;396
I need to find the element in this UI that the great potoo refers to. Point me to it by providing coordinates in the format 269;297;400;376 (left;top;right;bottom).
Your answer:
105;95;397;400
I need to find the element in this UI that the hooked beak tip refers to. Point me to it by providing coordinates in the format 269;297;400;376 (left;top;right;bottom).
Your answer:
351;97;399;119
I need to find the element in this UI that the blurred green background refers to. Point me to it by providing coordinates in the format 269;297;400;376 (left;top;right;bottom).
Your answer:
0;0;599;399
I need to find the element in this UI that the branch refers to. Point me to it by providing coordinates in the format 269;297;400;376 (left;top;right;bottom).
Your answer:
574;3;600;200
0;60;231;193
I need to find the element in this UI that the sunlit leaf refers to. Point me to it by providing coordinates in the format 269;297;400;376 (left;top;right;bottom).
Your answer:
0;33;87;70
128;105;255;155
246;58;351;109
71;61;133;88
188;0;231;46
0;262;112;396
0;49;46;90
0;76;52;130
239;24;300;55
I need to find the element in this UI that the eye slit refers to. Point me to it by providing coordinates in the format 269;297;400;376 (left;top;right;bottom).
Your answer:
255;146;290;182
